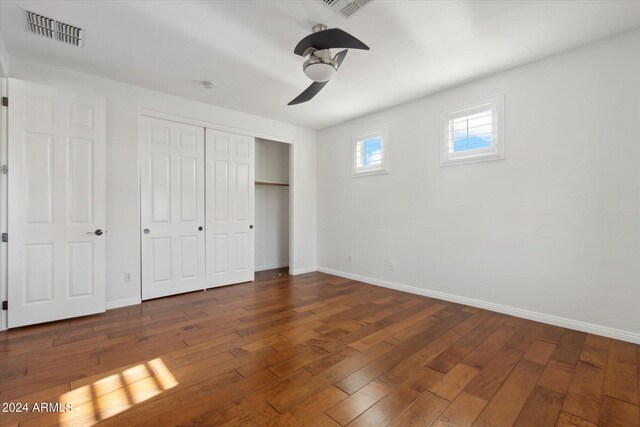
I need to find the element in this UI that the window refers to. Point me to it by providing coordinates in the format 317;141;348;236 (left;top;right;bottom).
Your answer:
353;128;389;176
441;95;504;166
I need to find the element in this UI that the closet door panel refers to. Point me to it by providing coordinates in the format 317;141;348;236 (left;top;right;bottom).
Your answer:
212;160;229;221
206;129;255;287
141;117;205;300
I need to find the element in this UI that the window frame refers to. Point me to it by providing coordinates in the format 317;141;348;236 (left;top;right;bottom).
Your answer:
440;95;505;166
352;127;389;177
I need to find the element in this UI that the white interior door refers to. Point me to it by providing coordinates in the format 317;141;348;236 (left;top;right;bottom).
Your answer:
8;78;106;328
140;116;205;300
206;128;255;287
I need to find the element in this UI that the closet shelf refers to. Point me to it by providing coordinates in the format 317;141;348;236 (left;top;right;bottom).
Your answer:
255;180;289;187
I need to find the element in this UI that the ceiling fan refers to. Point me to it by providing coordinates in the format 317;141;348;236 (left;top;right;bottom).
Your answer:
288;24;369;105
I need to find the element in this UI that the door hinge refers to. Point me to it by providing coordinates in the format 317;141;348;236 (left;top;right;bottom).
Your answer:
1;165;7;175
1;233;7;243
1;301;6;311
1;97;7;107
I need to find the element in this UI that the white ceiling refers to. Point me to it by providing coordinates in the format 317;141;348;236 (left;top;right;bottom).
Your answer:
2;0;640;129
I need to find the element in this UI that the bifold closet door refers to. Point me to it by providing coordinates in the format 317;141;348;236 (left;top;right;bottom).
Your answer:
206;129;255;287
8;78;106;328
140;117;205;300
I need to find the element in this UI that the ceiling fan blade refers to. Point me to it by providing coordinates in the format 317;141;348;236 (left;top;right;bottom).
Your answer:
294;28;369;56
334;49;348;68
288;80;329;105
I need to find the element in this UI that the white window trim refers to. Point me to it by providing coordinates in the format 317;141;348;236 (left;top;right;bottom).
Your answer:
440;94;505;166
352;127;389;177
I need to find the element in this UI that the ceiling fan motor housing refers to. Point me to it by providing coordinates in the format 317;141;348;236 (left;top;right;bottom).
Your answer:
303;49;338;82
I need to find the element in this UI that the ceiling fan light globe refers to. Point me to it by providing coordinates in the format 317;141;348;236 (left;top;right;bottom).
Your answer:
303;62;337;82
303;63;336;82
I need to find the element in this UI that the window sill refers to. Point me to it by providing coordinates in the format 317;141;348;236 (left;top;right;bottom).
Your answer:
352;168;389;178
440;152;504;167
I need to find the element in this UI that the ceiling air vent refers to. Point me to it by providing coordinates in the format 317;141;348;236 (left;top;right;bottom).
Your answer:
25;10;83;47
322;0;370;18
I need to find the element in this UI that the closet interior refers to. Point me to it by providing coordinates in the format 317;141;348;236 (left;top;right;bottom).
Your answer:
255;138;290;272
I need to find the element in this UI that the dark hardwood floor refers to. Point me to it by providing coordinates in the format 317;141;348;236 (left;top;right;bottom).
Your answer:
0;269;638;426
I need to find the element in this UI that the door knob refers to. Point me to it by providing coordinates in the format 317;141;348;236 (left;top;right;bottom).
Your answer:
198;226;203;231
143;229;150;234
94;229;103;236
249;225;254;229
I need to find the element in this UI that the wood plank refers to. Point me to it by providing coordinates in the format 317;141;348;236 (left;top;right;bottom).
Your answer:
335;310;472;395
473;359;545;426
537;359;575;395
267;341;394;413
431;392;487;427
429;363;479;401
460;324;519;370
271;386;348;426
523;340;556;365
325;380;392;425
555;411;597;427
598;395;640;426
604;340;639;405
551;330;586;367
348;386;419;427
427;313;505;374
463;346;523;401
562;360;606;424
388;391;449;426
514;385;565;427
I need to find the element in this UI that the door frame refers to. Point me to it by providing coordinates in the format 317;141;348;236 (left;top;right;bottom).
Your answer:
138;108;295;298
0;77;8;331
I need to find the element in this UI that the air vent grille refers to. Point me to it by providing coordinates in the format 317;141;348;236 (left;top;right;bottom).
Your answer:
322;0;370;18
25;10;83;47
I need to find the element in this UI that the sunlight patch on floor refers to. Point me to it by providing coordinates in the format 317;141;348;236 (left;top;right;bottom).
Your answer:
57;358;178;426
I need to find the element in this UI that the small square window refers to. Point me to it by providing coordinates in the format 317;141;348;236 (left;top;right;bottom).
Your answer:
353;128;389;177
441;95;504;166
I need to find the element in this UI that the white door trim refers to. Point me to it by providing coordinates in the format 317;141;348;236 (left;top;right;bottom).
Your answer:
0;77;8;331
138;108;292;144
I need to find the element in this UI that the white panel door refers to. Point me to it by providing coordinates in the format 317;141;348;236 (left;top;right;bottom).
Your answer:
140;116;205;300
206;129;255;287
8;78;106;328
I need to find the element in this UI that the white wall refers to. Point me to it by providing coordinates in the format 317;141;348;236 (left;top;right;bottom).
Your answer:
255;139;290;271
317;29;640;342
0;32;9;77
256;138;290;183
6;56;317;308
255;186;289;271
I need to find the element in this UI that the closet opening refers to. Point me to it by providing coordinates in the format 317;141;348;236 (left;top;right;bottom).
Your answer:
255;138;290;274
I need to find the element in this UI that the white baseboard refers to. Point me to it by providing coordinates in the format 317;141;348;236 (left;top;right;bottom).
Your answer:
317;266;640;344
106;296;142;310
255;262;289;272
290;266;318;275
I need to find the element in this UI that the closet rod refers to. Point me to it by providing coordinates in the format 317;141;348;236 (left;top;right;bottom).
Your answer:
255;180;289;187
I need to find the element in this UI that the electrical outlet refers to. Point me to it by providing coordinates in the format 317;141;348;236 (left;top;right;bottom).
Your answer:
389;260;396;271
124;272;132;282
